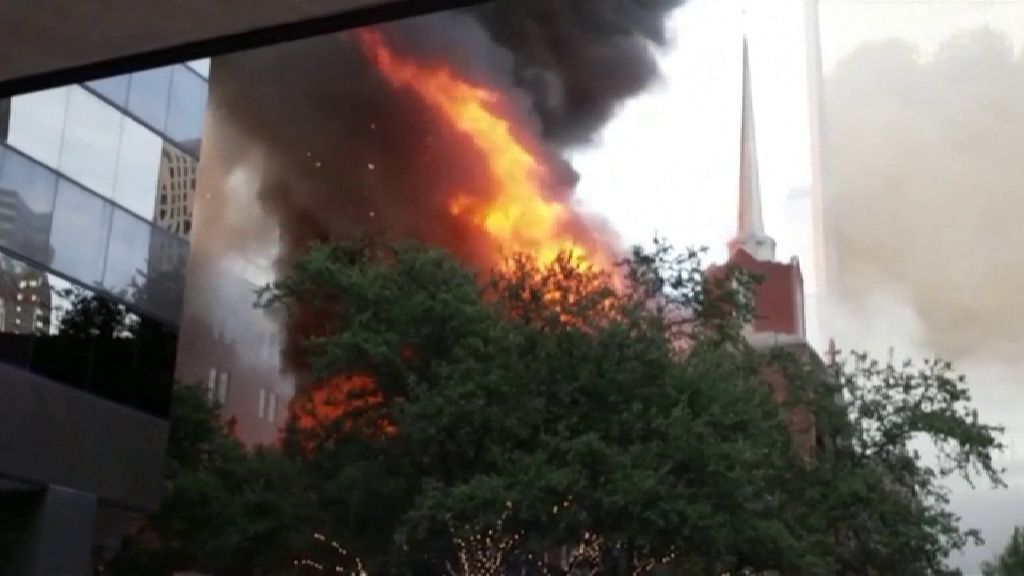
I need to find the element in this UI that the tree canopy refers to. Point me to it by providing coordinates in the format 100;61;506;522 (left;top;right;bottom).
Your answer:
104;238;1006;576
983;526;1024;576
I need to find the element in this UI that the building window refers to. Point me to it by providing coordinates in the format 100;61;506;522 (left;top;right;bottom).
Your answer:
217;371;230;405
267;392;278;424
207;368;217;400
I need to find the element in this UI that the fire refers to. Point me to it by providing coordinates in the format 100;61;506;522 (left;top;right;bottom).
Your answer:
357;29;601;268
289;373;395;442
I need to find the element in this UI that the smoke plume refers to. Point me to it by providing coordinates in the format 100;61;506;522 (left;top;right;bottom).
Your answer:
206;0;684;271
182;0;686;385
822;28;1024;570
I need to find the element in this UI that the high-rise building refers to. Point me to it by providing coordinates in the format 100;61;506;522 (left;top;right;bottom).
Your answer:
0;61;209;574
155;142;198;239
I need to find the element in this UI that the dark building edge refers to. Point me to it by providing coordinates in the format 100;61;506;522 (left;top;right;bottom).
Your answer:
0;0;490;98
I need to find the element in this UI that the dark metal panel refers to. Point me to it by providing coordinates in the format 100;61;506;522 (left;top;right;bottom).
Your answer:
0;0;489;98
0;362;169;512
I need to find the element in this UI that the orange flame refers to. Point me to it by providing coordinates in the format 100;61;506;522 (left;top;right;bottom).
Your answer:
289;373;396;442
358;29;600;268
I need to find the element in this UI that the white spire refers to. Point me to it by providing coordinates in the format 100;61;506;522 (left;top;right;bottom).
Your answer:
728;36;777;262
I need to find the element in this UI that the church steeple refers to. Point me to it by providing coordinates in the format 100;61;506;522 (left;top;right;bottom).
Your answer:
728;36;777;262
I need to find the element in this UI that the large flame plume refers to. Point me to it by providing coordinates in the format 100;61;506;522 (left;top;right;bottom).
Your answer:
357;29;608;270
190;5;684;414
292;28;625;434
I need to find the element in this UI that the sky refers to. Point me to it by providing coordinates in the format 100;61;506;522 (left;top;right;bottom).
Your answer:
571;0;1024;573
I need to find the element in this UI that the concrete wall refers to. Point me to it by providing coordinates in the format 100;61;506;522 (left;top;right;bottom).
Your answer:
0;363;168;512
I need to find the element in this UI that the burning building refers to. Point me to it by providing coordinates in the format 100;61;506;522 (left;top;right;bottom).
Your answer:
176;1;688;442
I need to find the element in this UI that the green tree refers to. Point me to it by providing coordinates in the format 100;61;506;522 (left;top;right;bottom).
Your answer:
262;240;832;575
983;526;1024;576
100;383;321;576
796;352;1006;575
86;232;992;576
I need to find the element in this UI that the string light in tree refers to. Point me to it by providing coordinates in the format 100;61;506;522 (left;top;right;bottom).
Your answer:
447;503;524;576
294;532;368;576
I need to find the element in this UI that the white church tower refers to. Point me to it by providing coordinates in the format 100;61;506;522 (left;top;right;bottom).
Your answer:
728;37;778;263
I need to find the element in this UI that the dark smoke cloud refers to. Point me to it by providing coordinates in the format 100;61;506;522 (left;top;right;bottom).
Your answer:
192;0;683;379
208;0;684;270
474;0;686;145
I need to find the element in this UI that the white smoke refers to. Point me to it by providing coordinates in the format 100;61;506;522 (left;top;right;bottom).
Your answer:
821;28;1024;572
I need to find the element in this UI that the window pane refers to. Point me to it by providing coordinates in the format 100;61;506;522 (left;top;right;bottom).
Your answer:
127;67;172;132
86;75;130;107
154;143;196;238
207;368;217;397
0;252;43;367
31;279;95;390
167;66;207;153
268;392;278;423
1;249;175;416
6;87;69;168
112;118;161;220
141;225;187;319
59;88;121;198
0;147;57;263
186;59;211;78
50;179;112;286
89;305;140;409
134;316;177;416
217;372;229;404
103;210;151;300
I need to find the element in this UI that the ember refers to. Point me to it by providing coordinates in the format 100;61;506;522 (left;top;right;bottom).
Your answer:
357;29;609;270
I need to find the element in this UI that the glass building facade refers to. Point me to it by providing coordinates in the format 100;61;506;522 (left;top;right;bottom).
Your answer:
0;60;210;573
0;63;207;417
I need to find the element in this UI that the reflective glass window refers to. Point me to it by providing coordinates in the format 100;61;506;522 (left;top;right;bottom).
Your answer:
140;225;187;319
59;88;121;198
33;278;97;389
186;59;211;78
133;315;177;415
154;143;197;239
91;308;141;410
6;87;70;168
0;250;176;417
0;252;41;367
103;210;151;300
50;179;112;286
0;147;57;263
167;66;207;153
86;75;130;108
127;67;173;132
112;118;161;220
